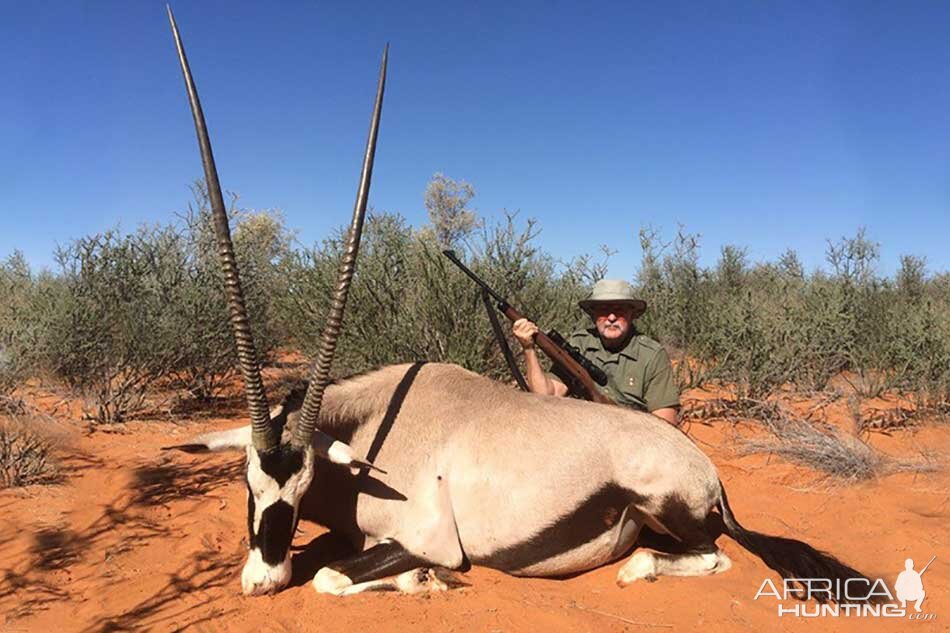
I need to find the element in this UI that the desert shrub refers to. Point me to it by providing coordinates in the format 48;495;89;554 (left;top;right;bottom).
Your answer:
636;227;716;389
783;274;852;390
281;210;598;380
877;258;950;407
2;186;292;420
26;227;187;422
1;173;947;413
0;418;60;488
0;252;34;397
635;230;807;396
423;172;478;247
164;185;292;400
279;176;601;380
633;226;949;402
812;230;944;398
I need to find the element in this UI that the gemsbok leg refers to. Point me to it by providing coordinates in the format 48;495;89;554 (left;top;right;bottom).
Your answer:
617;548;732;585
616;495;731;586
313;539;461;596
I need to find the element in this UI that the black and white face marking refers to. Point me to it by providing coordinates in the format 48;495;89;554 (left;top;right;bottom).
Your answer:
241;444;314;596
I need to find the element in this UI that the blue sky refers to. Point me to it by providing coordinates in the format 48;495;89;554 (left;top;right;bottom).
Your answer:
3;1;948;278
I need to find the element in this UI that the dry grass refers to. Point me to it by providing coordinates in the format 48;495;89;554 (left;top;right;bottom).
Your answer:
845;395;919;436
739;406;940;483
0;417;61;488
681;396;783;426
0;394;29;416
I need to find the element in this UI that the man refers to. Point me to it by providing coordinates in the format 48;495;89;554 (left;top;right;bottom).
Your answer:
512;279;680;425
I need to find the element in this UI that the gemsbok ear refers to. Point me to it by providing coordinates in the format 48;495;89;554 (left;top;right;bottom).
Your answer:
312;432;386;474
162;425;251;453
161;423;384;472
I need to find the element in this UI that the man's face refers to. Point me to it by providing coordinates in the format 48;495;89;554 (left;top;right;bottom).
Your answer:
591;303;635;344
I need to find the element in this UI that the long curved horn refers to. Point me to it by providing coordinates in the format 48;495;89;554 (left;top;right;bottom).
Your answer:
167;6;277;451
292;45;388;449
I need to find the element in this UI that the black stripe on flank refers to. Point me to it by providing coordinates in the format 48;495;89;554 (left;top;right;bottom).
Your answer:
253;500;296;565
361;362;426;466
479;483;646;572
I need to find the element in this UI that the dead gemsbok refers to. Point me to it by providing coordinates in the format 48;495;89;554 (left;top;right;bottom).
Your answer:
165;9;874;599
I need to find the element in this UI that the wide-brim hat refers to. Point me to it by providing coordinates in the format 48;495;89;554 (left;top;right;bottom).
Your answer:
578;279;647;319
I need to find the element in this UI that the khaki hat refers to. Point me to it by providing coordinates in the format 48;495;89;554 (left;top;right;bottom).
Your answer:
578;279;647;319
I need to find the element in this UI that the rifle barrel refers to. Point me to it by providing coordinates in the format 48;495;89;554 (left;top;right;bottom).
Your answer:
442;250;510;307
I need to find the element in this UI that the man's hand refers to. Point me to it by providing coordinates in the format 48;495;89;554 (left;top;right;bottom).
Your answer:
512;318;539;350
513;318;569;397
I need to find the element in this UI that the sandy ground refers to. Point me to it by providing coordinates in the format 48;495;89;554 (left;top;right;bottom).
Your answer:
2;377;948;632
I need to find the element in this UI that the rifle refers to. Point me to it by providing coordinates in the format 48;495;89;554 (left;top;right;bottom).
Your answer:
443;250;615;406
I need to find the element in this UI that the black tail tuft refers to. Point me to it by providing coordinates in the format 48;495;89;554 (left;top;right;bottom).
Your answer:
717;481;876;604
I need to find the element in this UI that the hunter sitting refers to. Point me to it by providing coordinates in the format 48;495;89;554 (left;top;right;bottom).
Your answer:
512;279;680;425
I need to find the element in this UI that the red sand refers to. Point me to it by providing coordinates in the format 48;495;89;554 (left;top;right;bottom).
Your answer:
2;380;947;632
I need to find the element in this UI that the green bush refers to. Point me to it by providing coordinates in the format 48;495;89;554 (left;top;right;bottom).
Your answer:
30;227;186;422
279;209;600;381
633;226;949;405
164;185;292;400
0;252;35;397
1;173;947;418
0;185;293;421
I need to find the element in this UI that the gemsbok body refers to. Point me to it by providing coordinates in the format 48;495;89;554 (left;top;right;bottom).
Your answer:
183;363;871;597
165;8;873;599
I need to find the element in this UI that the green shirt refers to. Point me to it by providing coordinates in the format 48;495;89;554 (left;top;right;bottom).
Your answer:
551;328;680;412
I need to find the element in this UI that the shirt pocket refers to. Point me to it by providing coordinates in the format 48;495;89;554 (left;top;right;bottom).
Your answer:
616;359;648;408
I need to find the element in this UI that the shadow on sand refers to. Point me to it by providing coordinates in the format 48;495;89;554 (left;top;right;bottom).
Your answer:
3;454;246;630
129;457;243;507
82;549;243;633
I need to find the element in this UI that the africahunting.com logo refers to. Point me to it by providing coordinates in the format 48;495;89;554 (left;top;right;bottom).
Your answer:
754;556;937;620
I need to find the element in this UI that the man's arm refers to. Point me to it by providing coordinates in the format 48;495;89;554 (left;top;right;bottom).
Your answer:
643;347;680;426
651;407;679;426
513;318;569;397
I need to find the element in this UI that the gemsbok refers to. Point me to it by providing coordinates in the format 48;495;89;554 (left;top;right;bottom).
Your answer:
165;7;873;599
